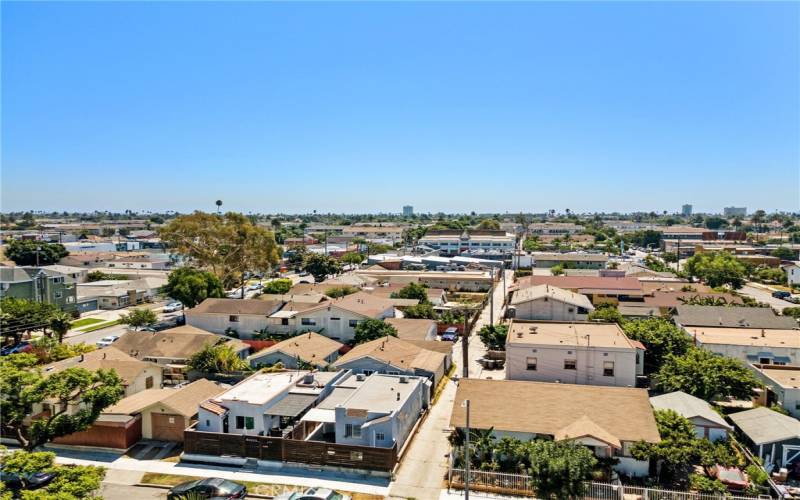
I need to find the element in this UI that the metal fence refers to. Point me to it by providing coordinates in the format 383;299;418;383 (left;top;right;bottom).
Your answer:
449;468;771;500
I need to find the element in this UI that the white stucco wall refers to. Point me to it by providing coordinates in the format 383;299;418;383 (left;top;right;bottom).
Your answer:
512;297;590;321
505;344;637;387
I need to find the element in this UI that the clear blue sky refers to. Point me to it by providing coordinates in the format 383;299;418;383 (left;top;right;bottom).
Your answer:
2;1;798;215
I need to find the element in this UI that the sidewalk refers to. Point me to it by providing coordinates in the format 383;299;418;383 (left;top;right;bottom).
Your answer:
51;449;390;496
440;489;530;499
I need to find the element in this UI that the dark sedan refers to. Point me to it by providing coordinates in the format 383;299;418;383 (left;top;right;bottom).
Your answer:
0;468;56;490
167;478;246;499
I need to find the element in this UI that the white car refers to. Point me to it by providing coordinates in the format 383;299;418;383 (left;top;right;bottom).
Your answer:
96;335;120;348
163;302;183;313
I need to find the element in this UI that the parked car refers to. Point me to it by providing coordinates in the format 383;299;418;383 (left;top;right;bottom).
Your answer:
96;335;120;348
0;341;32;356
167;478;246;500
0;468;56;490
441;327;459;342
248;282;263;291
773;290;792;299
275;487;351;500
163;302;183;313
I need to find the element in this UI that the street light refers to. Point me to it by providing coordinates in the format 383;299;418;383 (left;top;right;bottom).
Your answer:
462;398;471;500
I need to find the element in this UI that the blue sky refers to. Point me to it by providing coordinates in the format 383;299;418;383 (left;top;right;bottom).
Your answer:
2;1;798;215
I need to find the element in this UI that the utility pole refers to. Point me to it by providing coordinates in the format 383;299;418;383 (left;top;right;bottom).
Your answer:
463;399;471;500
35;246;41;267
461;310;470;378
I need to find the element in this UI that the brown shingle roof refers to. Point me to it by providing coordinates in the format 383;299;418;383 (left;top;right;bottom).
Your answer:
112;326;247;361
249;332;343;366
385;318;437;341
333;335;446;375
105;379;224;417
190;298;284;315
450;379;660;444
42;347;157;385
301;292;395;318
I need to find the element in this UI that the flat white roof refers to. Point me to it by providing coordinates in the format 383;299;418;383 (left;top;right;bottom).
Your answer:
219;371;309;405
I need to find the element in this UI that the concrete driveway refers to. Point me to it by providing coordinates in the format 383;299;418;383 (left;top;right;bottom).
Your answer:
739;283;796;312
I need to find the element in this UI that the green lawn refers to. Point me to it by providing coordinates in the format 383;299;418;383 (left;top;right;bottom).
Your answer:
139;473;384;499
79;319;122;333
70;318;105;329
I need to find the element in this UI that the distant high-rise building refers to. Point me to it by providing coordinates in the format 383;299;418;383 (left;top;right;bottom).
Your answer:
723;206;747;217
681;204;693;216
403;205;414;216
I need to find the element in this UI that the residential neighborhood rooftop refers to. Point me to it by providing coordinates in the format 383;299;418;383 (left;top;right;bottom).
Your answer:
689;326;800;348
105;379;224;417
649;391;732;430
249;332;342;365
190;298;284;315
674;305;798;329
336;373;423;413
751;364;800;389
729;407;800;445
506;320;636;350
217;371;310;405
510;284;594;309
450;379;660;444
333;335;447;375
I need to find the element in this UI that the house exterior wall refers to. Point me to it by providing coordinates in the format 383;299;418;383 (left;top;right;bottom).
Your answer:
249;350;338;369
334;381;425;449
141;405;190;440
698;342;800;366
689;417;728;442
512;297;589;321
505;344;637;388
786;265;800;286
186;313;270;338
126;367;163;396
753;372;800;418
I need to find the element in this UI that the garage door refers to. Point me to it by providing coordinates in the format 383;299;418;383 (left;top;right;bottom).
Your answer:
151;413;185;442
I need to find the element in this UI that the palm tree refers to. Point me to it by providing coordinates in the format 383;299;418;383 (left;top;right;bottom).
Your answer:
215;200;223;214
49;311;72;344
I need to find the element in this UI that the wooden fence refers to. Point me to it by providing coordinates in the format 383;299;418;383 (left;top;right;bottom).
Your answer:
184;428;397;472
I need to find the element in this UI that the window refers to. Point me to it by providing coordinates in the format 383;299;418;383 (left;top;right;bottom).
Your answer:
603;361;615;377
567;307;574;313
301;318;316;326
205;420;210;427
564;359;577;370
526;357;537;371
330;317;340;321
67;296;75;303
145;376;154;389
349;319;359;328
245;417;254;429
362;370;374;376
54;292;63;299
344;424;362;438
375;432;385;441
759;357;772;365
236;416;245;429
229;315;239;323
281;318;289;326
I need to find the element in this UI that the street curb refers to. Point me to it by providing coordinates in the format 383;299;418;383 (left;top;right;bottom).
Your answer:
136;482;274;498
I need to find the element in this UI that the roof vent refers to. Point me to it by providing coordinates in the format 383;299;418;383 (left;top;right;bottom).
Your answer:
302;374;314;385
399;376;408;384
356;373;365;381
396;392;401;401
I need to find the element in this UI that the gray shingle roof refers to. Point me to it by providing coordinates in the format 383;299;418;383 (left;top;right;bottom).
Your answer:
650;391;731;430
674;305;798;329
729;407;800;445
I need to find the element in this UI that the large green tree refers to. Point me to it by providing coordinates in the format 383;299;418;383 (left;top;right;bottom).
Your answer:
4;240;68;266
527;440;597;499
262;278;293;295
632;409;703;486
0;354;124;451
163;267;225;309
1;449;106;499
188;343;249;373
684;251;748;289
0;298;60;345
159;211;281;288
622;318;692;374
390;282;430;304
477;324;508;350
353;319;397;344
302;253;342;282
655;348;762;401
119;307;158;330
